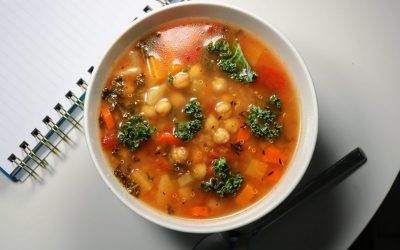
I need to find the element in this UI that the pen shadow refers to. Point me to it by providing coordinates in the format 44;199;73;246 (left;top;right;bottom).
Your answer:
163;131;354;249
248;133;354;250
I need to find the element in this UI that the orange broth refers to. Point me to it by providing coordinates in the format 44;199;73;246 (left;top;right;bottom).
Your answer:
98;18;299;218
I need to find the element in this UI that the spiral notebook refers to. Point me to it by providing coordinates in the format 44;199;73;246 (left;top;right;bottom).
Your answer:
0;0;178;182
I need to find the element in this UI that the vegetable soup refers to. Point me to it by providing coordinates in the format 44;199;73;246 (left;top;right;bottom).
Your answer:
98;18;300;218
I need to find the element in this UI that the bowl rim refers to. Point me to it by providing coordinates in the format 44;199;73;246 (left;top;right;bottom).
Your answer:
84;1;318;233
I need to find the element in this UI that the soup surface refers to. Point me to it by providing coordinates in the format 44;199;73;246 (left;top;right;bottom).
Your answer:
99;18;299;218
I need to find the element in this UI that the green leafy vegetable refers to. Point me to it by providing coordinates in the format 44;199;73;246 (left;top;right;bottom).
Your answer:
117;115;156;151
167;73;174;85
173;99;204;141
102;76;124;111
200;157;244;197
269;94;282;110
114;166;141;197
207;39;258;83
247;97;283;140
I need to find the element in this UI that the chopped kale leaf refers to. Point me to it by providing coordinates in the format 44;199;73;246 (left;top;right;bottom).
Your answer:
207;39;258;83
173;99;204;141
117;115;156;151
200;157;244;197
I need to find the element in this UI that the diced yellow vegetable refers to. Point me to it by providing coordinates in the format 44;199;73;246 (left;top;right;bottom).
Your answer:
145;84;166;105
177;172;193;187
245;159;269;180
130;170;153;193
178;186;194;202
156;174;174;207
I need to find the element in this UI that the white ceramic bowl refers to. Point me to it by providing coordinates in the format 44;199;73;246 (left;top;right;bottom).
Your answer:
85;1;318;233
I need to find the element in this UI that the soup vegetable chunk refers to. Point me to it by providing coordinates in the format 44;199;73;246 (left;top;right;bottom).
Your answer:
99;19;299;218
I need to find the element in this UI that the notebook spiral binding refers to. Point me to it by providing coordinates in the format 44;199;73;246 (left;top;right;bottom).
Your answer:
1;0;187;182
3;68;92;182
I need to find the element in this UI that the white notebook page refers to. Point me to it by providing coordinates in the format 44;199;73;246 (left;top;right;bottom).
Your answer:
0;0;159;175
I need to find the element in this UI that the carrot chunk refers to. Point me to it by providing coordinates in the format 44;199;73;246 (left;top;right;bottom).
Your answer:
100;105;115;130
245;159;269;180
258;67;286;90
146;56;166;83
190;206;210;217
236;127;251;142
261;146;285;165
235;184;256;206
264;168;282;183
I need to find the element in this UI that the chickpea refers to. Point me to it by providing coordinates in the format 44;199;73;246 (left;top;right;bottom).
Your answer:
191;163;207;180
189;64;202;79
169;91;186;109
155;98;172;116
141;105;156;118
173;72;190;89
213;128;230;144
170;146;188;163
221;93;235;103
191;79;205;92
212;77;227;93
215;101;232;119
204;114;219;131
223;118;240;134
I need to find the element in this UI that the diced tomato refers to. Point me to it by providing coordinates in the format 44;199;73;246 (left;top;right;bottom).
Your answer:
154;132;182;145
101;133;118;150
207;144;233;161
155;157;172;172
181;46;203;64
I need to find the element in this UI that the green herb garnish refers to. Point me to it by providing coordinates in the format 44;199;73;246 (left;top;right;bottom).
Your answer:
102;76;124;111
246;99;283;140
269;94;282;110
207;39;257;83
167;73;174;85
173;98;204;141
117;115;156;151
201;157;244;197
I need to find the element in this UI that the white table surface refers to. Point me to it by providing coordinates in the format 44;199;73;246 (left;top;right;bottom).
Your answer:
1;0;400;249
